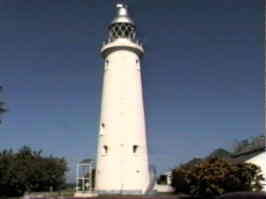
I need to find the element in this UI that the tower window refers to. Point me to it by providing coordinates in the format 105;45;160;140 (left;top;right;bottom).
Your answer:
136;59;139;64
105;60;109;65
133;145;139;153
102;145;108;155
99;123;105;136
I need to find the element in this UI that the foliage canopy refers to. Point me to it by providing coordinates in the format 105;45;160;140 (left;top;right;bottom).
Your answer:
171;158;264;198
0;146;68;197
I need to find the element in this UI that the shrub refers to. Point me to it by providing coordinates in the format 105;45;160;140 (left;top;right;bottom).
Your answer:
0;146;68;197
171;158;264;198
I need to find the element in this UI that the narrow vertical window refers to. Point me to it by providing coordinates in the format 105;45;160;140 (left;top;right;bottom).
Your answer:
100;123;105;136
105;60;109;71
136;59;140;71
102;145;108;155
133;145;138;153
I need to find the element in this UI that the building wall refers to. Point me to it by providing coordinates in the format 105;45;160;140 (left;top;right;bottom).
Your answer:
154;184;174;193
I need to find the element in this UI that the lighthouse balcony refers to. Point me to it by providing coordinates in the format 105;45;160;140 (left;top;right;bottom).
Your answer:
101;38;144;57
102;38;143;48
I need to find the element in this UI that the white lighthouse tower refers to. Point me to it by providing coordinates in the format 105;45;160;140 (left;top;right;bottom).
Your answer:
95;4;151;195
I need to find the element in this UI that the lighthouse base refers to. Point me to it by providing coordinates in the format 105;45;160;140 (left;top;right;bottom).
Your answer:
96;190;144;195
74;191;98;198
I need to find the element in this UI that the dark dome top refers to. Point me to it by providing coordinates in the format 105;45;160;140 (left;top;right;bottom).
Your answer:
111;4;135;26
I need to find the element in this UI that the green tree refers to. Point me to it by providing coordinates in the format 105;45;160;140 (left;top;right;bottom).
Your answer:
171;158;264;198
206;148;232;160
232;135;265;154
0;146;68;197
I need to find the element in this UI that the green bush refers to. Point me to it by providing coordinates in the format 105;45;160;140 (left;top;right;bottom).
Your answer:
171;158;264;198
0;146;68;197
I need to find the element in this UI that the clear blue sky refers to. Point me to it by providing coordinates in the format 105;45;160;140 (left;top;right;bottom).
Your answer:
0;0;264;182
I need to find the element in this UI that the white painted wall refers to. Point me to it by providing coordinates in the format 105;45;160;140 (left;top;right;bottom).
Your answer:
95;38;150;194
246;151;266;192
154;184;174;193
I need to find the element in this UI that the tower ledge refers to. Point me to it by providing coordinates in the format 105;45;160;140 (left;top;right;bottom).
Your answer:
101;38;144;58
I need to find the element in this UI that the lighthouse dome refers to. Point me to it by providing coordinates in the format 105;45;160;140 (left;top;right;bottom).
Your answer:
111;4;135;25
